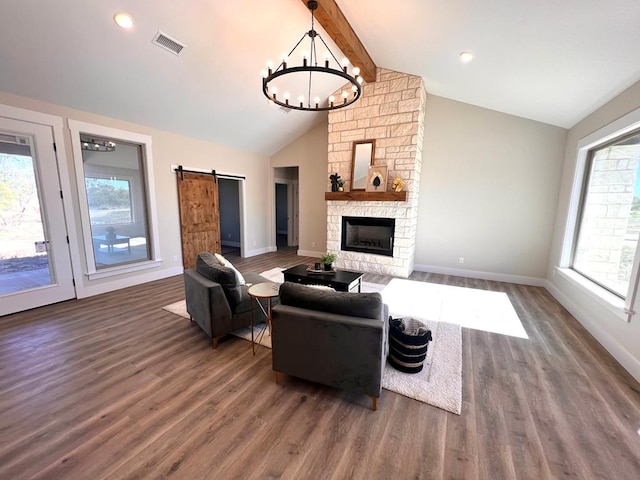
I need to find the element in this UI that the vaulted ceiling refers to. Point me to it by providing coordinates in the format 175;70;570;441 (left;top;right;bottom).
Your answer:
1;0;639;156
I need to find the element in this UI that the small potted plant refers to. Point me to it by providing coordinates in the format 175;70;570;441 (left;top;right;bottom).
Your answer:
105;226;116;241
320;252;337;271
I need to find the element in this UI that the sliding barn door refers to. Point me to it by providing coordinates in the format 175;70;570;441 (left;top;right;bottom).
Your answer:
176;171;221;269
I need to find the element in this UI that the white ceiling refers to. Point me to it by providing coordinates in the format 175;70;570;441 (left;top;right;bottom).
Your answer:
1;0;639;156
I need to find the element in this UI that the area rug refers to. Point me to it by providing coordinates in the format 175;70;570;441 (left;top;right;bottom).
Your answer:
164;268;462;414
162;300;273;348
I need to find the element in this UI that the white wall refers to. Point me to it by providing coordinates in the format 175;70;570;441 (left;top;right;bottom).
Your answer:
414;95;567;283
270;121;328;256
0;91;271;298
547;80;640;382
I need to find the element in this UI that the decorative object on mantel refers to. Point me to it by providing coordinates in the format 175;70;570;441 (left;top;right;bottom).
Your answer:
329;172;342;192
391;177;406;192
365;166;388;192
320;252;337;271
260;1;363;112
351;139;375;190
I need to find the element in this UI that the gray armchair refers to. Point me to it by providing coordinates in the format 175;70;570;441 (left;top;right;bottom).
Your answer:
184;253;273;348
271;282;389;411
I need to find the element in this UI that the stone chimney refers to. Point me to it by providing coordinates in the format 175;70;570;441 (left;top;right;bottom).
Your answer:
326;68;427;277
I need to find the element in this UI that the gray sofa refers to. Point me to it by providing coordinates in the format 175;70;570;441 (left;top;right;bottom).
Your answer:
271;282;389;411
184;253;274;348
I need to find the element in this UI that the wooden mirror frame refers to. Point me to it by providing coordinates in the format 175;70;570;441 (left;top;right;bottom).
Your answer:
350;139;376;191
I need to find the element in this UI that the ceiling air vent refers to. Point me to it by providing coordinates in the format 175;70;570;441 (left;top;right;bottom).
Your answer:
152;31;185;56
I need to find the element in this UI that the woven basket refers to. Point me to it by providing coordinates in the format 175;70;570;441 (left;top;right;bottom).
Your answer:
388;317;433;374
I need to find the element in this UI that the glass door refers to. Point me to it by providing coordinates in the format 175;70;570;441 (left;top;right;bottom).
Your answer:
0;117;75;315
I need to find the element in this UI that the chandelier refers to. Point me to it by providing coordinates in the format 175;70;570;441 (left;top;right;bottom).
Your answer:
261;0;363;111
80;136;116;152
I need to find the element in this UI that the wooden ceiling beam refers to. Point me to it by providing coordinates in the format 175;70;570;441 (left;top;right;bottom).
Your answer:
300;0;377;83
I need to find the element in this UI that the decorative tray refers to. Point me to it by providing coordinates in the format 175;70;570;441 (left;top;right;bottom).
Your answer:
305;267;336;274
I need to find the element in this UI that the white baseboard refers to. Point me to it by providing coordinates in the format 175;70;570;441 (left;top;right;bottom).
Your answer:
297;249;324;258
412;263;546;286
244;246;277;257
544;279;640;383
76;266;184;299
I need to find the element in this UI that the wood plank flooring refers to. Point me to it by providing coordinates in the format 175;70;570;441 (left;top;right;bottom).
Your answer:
1;247;639;479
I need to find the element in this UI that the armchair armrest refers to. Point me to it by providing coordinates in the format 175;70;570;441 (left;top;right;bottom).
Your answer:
184;268;232;338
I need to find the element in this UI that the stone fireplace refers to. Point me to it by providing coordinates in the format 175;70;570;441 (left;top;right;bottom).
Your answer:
326;68;427;278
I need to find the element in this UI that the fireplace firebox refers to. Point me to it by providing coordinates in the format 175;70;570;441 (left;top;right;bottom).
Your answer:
341;216;395;257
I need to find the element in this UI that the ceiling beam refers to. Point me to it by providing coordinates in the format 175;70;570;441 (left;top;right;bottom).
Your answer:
301;0;377;83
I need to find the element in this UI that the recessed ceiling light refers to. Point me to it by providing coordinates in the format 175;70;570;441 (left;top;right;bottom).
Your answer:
114;12;134;29
459;51;474;64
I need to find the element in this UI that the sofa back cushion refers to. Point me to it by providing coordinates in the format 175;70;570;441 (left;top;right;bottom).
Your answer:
279;282;383;319
196;252;242;307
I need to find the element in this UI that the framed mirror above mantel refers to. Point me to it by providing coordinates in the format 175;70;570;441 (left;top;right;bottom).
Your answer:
350;139;375;191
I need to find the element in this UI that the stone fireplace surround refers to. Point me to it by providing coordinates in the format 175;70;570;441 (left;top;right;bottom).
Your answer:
326;68;427;278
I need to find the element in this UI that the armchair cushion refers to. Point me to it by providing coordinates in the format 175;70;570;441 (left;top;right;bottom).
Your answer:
196;252;242;307
215;253;246;285
278;282;383;319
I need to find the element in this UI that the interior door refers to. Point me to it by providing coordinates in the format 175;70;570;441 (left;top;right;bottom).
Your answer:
176;171;221;269
0;117;75;316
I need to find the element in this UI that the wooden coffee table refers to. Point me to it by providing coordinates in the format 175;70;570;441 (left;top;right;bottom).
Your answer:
282;264;364;292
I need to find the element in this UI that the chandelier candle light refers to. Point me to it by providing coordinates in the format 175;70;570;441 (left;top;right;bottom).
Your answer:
80;137;116;152
261;0;363;111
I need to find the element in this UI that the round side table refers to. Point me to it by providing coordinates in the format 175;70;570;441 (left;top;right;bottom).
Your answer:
247;282;280;355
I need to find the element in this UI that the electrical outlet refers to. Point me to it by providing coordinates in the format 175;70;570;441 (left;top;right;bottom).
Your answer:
173;255;178;262
253;241;257;246
228;233;231;238
312;241;315;247
458;257;464;264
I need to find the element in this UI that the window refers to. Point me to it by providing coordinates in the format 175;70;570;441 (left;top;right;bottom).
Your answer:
85;177;133;225
572;130;640;298
69;121;161;278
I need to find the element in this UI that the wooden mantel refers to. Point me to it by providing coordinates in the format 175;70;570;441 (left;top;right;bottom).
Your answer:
324;191;407;202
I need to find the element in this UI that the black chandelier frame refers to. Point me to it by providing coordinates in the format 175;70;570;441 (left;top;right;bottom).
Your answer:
262;0;362;112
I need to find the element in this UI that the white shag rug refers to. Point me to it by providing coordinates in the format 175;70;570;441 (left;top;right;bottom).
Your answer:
165;267;463;415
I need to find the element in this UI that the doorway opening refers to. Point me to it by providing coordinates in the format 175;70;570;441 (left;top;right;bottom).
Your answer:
274;166;299;251
219;177;242;256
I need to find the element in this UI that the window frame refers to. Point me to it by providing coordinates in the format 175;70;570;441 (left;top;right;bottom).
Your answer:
570;129;640;298
68;120;162;279
559;106;640;323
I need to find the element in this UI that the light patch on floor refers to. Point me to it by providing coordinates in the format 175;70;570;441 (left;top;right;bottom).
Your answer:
381;278;529;339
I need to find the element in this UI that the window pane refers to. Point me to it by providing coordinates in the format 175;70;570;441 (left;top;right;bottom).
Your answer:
0;151;52;293
80;135;151;270
85;177;132;225
572;132;640;297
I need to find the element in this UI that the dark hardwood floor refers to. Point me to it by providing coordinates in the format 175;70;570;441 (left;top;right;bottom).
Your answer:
1;247;639;479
